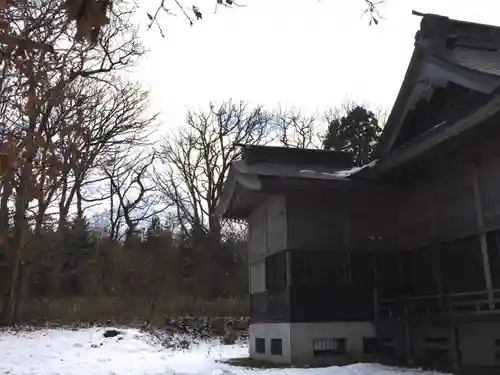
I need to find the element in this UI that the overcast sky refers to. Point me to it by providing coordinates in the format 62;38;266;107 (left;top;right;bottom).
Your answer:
131;0;500;129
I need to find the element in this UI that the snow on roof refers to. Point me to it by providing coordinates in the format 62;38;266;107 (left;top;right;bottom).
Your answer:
234;160;352;182
300;166;362;178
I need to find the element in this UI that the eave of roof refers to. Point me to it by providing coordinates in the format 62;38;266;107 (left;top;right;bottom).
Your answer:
449;46;500;76
214;164;261;219
375;11;500;159
353;91;500;179
375;46;426;158
215;160;362;219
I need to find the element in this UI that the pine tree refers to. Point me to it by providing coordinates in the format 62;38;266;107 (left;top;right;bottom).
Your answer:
323;105;382;167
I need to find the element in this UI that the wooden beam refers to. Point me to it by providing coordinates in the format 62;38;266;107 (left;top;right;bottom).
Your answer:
471;161;495;309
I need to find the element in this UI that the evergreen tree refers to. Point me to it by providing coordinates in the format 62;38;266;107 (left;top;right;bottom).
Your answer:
323;105;382;167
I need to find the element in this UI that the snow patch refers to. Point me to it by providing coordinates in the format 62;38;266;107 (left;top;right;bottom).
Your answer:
0;327;449;375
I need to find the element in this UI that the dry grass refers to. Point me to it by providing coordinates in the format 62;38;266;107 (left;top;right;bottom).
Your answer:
17;296;249;326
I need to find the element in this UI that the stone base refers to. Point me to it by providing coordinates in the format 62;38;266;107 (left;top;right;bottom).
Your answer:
249;322;376;365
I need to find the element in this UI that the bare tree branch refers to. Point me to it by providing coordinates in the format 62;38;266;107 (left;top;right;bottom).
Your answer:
155;100;274;241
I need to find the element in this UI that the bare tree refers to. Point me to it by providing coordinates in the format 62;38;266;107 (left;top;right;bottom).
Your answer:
155;100;274;244
103;151;168;245
0;0;145;325
274;106;321;149
146;0;385;33
55;79;155;230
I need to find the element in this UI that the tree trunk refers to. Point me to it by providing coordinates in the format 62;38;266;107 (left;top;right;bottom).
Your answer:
58;203;70;231
0;181;11;274
0;180;12;235
208;215;222;249
205;215;223;298
1;182;29;326
14;262;31;324
76;182;84;220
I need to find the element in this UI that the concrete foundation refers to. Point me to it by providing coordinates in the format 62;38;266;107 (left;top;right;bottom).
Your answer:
249;322;376;365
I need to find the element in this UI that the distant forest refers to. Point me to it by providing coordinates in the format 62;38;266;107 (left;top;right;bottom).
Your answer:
0;0;384;326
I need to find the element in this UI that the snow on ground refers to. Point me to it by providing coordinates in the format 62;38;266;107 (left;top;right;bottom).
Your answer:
0;327;448;375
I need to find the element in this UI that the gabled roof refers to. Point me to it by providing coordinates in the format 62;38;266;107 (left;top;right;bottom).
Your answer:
240;144;353;168
375;11;500;159
353;90;500;180
215;145;359;219
450;47;500;76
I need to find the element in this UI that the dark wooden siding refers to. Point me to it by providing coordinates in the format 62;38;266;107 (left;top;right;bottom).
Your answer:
286;197;346;251
439;235;485;294
478;150;500;231
250;249;376;323
286;189;400;253
289;249;349;286
402;246;437;297
289;284;374;322
265;251;287;291
375;246;438;300
250;290;290;323
375;251;406;300
288;249;375;322
376;238;484;300
348;189;400;251
487;229;500;289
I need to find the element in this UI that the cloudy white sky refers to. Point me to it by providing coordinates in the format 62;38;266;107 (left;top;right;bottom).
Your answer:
131;0;500;129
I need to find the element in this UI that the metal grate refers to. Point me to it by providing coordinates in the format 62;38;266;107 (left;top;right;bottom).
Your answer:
313;338;346;356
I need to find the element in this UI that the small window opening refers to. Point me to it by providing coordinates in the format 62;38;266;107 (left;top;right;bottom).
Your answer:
271;338;282;355
255;337;265;354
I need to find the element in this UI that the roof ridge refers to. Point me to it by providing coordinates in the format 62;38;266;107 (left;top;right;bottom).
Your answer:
413;10;500;52
413;10;500;31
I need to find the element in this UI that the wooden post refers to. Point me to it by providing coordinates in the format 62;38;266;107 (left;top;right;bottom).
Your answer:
264;199;269;255
372;254;379;323
428;183;445;306
451;323;462;373
404;306;414;362
471;161;494;310
285;249;292;322
285;250;292;287
342;201;352;282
